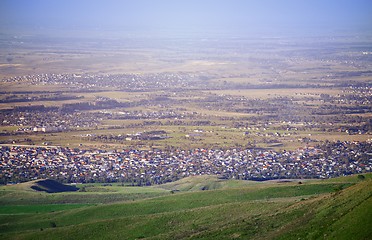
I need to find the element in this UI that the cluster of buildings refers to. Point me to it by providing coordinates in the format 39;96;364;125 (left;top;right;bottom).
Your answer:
101;109;196;120
0;111;101;134
86;130;169;143
1;141;371;185
1;72;208;91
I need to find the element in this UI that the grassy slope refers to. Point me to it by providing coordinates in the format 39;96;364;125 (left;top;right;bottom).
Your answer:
0;174;370;239
275;177;372;240
0;182;170;205
158;175;261;191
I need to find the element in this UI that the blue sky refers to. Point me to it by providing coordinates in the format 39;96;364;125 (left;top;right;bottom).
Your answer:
1;0;371;36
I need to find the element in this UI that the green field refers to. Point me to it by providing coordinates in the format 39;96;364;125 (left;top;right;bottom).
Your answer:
0;174;371;239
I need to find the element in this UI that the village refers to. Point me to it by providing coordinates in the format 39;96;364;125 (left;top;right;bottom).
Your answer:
1;140;371;185
0;79;370;137
1;72;211;91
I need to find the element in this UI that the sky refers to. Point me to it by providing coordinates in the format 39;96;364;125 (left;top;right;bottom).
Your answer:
1;0;371;37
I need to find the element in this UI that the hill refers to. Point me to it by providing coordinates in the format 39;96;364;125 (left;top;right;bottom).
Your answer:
274;177;372;239
5;179;79;193
29;179;79;193
0;174;370;239
158;175;261;192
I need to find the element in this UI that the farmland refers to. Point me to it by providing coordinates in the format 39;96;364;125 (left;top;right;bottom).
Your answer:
1;34;372;186
1;46;371;152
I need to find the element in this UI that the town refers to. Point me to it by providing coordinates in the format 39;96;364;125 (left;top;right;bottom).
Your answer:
1;140;371;185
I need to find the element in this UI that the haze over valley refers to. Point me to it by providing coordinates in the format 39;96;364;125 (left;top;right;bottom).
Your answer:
0;1;371;239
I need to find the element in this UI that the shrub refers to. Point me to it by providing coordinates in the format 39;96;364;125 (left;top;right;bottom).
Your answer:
357;175;365;180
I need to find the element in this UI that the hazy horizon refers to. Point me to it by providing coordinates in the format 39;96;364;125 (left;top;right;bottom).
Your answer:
1;0;371;39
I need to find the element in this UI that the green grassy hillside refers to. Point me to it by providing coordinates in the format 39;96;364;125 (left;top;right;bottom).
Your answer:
158;175;261;191
0;174;370;239
0;182;170;205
